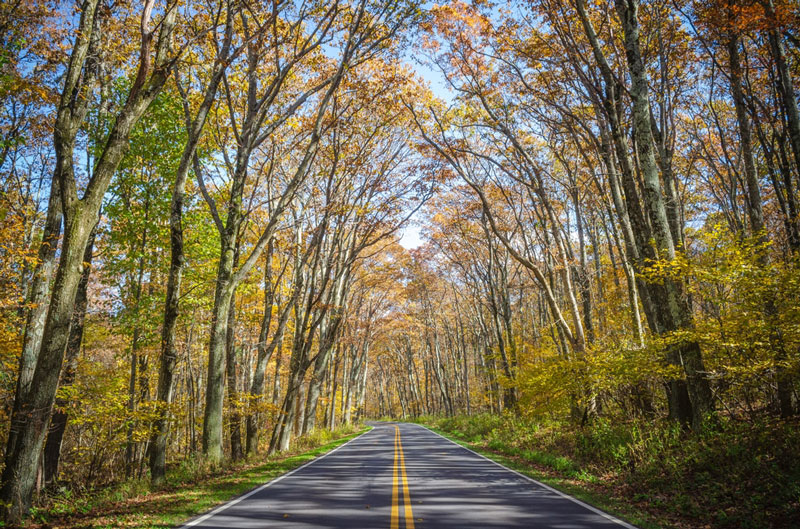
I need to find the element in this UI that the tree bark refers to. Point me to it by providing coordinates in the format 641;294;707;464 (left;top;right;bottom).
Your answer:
43;226;95;486
727;34;765;236
765;0;800;186
225;285;243;461
202;274;234;463
17;177;62;404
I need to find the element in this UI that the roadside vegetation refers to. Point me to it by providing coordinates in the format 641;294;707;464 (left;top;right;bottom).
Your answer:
417;415;800;529
3;426;364;529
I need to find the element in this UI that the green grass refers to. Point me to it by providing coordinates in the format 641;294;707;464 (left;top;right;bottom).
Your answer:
18;425;369;529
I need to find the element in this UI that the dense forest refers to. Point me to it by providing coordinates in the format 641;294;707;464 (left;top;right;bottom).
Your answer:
1;0;799;526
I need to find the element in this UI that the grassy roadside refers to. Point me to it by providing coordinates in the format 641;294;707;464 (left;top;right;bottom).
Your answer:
11;425;369;529
411;415;800;529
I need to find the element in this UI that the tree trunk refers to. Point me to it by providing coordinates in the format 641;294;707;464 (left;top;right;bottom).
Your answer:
327;351;340;429
246;257;275;456
615;0;713;428
272;344;283;406
766;0;800;185
202;277;234;464
149;3;235;481
17;177;62;404
148;154;189;484
303;349;332;434
225;289;243;462
246;251;292;454
43;226;95;486
1;206;99;520
270;369;304;454
727;34;765;236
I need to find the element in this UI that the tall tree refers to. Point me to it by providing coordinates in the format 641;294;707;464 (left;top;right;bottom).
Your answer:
149;0;240;484
1;0;181;520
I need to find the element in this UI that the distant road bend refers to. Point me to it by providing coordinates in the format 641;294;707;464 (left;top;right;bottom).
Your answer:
180;422;637;529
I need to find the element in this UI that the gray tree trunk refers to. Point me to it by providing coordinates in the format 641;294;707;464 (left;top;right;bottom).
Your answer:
17;177;62;404
43;225;95;486
615;0;713;428
202;274;235;463
728;34;765;236
225;288;243;461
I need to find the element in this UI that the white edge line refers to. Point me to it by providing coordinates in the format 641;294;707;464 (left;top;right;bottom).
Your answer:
413;423;639;529
178;428;373;528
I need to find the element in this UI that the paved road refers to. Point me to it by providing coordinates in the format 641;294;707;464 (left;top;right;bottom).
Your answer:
180;422;636;529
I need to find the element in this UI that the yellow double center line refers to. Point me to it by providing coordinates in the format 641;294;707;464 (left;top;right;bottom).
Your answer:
390;425;414;529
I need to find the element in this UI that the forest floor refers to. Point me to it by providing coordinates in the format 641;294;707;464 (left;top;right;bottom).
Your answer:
8;425;366;529
412;415;800;529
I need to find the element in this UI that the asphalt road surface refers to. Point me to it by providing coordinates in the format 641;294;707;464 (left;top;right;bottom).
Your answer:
180;422;637;529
